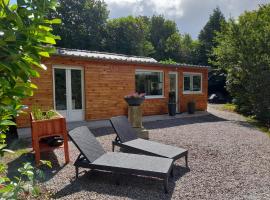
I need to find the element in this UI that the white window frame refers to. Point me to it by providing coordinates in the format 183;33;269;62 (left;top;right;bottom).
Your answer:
183;72;203;94
135;69;164;99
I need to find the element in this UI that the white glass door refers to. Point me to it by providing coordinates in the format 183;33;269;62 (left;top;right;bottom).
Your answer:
54;67;84;121
169;72;179;112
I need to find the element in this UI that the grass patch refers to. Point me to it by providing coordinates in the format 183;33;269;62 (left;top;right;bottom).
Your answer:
219;103;270;137
221;103;237;112
246;117;270;137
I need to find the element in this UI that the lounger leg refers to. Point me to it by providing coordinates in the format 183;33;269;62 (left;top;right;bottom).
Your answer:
115;174;120;185
112;142;115;152
170;168;174;177
75;166;79;179
163;176;169;194
185;154;188;168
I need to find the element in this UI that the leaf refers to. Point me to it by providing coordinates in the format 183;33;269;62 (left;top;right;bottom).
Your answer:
44;18;61;24
0;177;10;184
40;36;56;44
40;64;47;70
40;160;52;168
10;4;18;11
0;144;7;150
0;184;14;194
38;51;50;57
0;120;16;126
38;25;52;32
32;186;40;197
2;149;15;154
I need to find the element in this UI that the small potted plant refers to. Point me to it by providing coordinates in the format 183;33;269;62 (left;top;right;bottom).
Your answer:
187;100;196;114
168;91;176;116
124;92;145;106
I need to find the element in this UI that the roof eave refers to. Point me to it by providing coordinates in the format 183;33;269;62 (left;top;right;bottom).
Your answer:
52;53;210;69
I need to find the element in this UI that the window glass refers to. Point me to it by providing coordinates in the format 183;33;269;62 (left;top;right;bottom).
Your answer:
193;75;201;91
135;71;163;96
183;74;202;92
184;76;191;91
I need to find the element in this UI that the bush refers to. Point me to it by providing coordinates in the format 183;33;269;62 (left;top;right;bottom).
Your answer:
212;4;270;127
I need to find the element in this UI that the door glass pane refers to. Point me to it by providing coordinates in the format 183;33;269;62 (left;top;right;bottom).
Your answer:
54;69;67;110
193;75;201;91
184;76;191;91
71;69;82;109
169;74;177;92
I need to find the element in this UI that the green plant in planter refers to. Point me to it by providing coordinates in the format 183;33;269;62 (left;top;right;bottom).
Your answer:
32;106;58;121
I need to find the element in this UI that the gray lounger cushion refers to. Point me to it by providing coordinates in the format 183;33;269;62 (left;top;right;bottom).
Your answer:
110;116;188;163
122;138;187;160
68;126;173;192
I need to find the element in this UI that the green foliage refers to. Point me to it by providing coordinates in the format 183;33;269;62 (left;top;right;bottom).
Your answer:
0;0;60;136
212;4;270;127
159;58;177;65
0;161;52;199
197;7;225;66
32;106;58;120
0;0;60;198
221;103;237;112
105;16;154;56
149;15;179;60
53;7;199;63
51;0;109;51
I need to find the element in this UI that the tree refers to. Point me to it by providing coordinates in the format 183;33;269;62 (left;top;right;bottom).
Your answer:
105;16;154;56
52;0;109;51
212;4;270;127
164;32;182;61
180;34;199;64
0;0;59;197
197;7;225;66
149;15;179;61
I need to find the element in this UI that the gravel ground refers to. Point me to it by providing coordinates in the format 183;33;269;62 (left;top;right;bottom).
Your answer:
40;105;270;200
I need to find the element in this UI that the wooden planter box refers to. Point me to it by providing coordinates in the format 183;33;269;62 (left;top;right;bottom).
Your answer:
30;112;69;165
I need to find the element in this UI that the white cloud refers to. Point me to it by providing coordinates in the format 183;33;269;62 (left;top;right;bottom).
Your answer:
105;0;270;38
105;0;184;17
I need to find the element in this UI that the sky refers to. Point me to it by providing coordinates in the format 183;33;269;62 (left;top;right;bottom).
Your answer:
10;0;270;38
105;0;270;38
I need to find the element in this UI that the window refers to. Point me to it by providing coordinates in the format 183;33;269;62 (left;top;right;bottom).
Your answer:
183;73;202;93
135;70;163;97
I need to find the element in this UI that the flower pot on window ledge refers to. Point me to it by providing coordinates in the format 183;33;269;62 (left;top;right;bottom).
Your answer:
168;91;176;116
187;101;196;114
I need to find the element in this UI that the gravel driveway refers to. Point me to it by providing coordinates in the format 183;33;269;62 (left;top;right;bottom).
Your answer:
41;105;270;200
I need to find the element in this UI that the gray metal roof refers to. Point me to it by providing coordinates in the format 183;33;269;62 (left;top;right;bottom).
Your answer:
56;48;157;63
55;48;209;69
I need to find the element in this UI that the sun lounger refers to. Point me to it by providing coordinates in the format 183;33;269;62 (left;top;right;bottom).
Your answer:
110;116;188;168
68;126;174;193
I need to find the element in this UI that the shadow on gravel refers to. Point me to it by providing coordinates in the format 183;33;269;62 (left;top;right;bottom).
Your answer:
89;126;115;137
144;114;228;130
89;114;228;137
6;151;66;183
53;165;189;200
